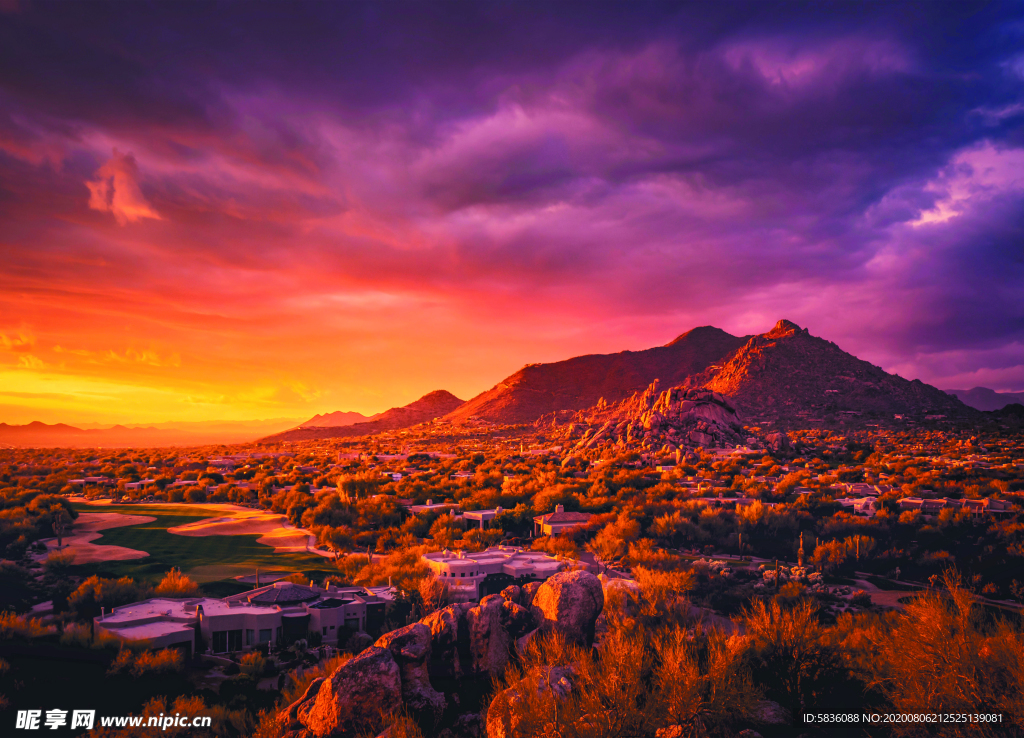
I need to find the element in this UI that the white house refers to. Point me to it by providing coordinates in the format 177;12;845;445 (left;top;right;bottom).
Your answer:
421;546;565;601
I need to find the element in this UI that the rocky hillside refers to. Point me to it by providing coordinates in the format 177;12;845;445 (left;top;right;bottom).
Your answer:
700;319;976;426
260;390;465;442
555;382;746;457
443;326;748;426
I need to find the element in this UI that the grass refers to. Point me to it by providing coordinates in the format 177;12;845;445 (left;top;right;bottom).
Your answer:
68;502;335;586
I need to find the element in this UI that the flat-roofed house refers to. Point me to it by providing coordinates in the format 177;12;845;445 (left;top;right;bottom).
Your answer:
463;507;503;530
533;505;593;536
94;582;390;656
422;546;565;600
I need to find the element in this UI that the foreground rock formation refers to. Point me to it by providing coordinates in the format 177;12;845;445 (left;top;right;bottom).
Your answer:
279;570;604;738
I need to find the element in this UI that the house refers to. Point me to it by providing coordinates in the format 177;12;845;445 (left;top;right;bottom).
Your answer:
405;499;459;515
94;582;390;656
421;546;566;601
463;507;503;530
533;505;593;536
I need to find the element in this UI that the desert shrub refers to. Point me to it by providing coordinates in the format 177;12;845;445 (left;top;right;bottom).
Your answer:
59;621;93;647
0;611;55;639
154;567;201;597
651;626;761;736
494;622;759;738
240;650;268;678
739;598;861;717
867;569;1024;735
532;534;579;558
68;575;152;621
107;647;184;677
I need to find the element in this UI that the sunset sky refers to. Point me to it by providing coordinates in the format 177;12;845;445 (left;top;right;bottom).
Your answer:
1;2;1023;425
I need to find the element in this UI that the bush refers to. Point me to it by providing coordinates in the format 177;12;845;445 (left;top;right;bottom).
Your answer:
0;611;55;639
154;567;201;597
868;569;1024;735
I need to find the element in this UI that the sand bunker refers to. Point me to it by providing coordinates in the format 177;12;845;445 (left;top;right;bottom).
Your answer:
40;512;154;564
167;509;332;557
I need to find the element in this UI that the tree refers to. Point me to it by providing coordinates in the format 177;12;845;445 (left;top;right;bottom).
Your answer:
50;504;71;549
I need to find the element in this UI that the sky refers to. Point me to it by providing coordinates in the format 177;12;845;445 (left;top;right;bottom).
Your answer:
1;1;1023;425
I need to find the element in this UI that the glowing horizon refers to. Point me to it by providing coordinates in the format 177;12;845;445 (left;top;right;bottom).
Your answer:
2;3;1023;425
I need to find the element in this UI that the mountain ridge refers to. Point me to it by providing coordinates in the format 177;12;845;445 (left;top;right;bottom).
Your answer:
700;319;975;424
260;390;465;442
944;387;1024;412
442;326;749;426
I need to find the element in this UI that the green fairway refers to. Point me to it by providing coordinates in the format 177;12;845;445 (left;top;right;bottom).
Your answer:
68;503;335;585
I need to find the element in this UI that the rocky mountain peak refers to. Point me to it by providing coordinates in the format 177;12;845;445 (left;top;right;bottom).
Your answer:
766;319;804;338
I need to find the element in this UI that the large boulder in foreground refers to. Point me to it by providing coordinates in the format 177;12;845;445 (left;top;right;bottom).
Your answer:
298;646;402;737
422;603;472;680
531;570;604;646
468;594;512;677
375;622;446;723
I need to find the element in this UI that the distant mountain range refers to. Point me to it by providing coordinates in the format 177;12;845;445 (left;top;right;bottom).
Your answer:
943;387;1024;412
0;418;303;448
300;410;379;427
260;390;465;442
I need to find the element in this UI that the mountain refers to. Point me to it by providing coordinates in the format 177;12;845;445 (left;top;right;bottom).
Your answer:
300;410;378;428
443;326;748;425
260;390;465;442
0;418;303;448
944;387;1024;412
700;319;975;424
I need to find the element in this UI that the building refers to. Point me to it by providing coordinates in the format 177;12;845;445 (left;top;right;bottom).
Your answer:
533;505;593;536
421;546;566;600
463;507;503;529
94;582;390;657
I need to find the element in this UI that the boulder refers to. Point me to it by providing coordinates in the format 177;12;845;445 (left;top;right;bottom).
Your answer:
468;594;512;677
298;646;402;737
422;603;471;679
531;570;604;645
520;581;542;608
753;700;792;725
500;599;536;640
500;585;521;604
765;431;790;453
279;676;325;730
375;623;445;723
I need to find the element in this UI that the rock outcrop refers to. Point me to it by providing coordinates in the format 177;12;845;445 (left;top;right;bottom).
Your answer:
531;570;604;646
292;646;402;737
422;603;472;680
468;595;513;677
283;571;606;737
565;383;745;455
375;623;446;723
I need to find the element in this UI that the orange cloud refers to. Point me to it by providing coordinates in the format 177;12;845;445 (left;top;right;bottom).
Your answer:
86;149;162;225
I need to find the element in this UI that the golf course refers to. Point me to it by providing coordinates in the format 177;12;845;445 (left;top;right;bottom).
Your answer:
65;502;337;596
